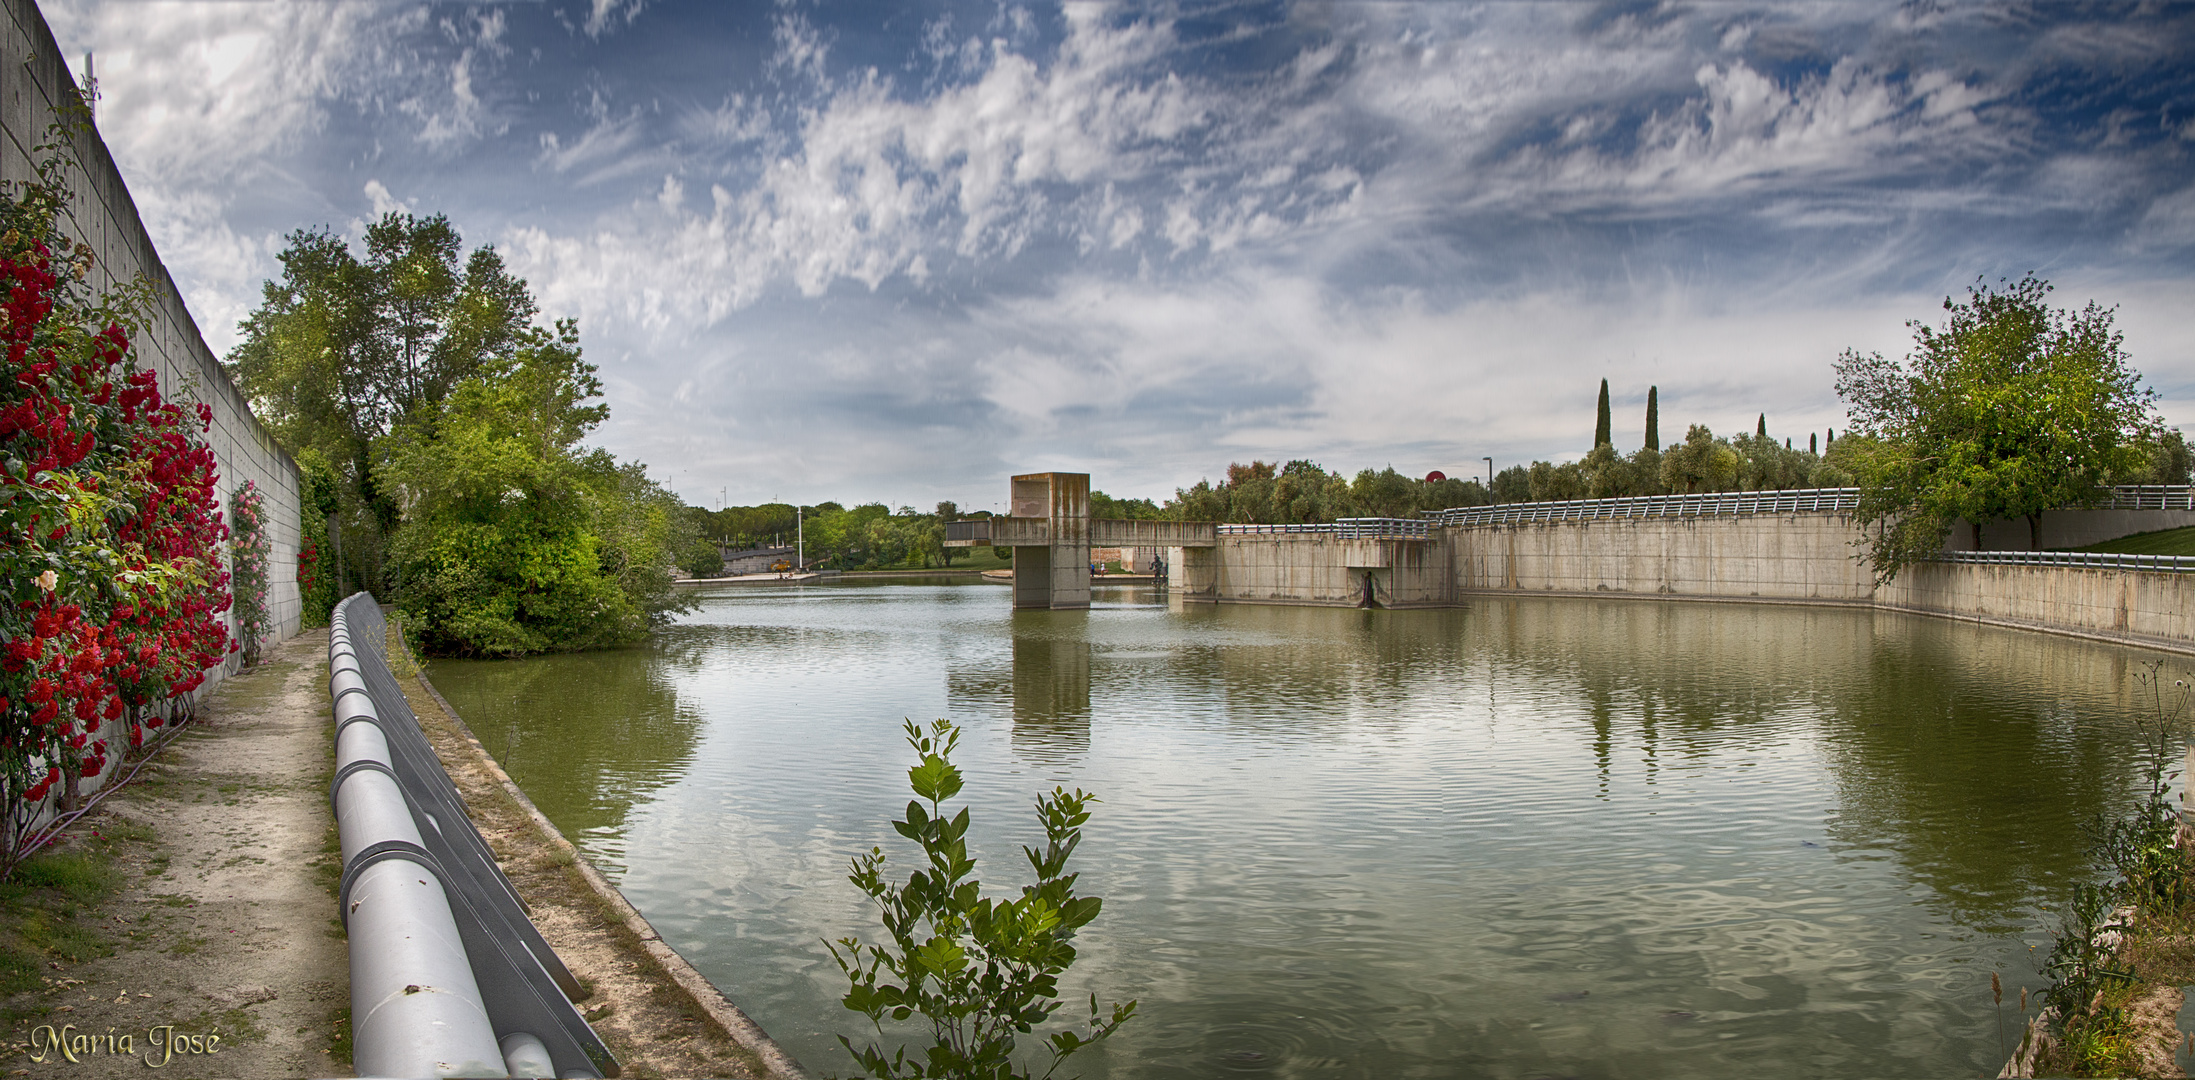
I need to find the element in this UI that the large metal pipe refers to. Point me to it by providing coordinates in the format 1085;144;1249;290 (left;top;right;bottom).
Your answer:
333;601;508;1078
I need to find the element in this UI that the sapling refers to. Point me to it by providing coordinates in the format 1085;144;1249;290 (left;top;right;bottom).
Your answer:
830;719;1136;1080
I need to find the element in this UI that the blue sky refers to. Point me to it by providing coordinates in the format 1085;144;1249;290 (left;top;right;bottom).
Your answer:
44;1;2195;509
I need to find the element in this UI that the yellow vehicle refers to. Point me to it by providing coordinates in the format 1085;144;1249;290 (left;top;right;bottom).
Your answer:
770;559;795;572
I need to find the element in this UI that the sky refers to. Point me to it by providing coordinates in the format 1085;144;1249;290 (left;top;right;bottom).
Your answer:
40;0;2195;510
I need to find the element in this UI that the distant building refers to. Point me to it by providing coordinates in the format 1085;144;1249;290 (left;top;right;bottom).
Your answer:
718;545;798;575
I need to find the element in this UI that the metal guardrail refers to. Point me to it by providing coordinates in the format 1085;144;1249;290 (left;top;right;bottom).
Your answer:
1431;485;2195;527
945;519;990;545
1431;488;1861;526
1216;517;1438;540
332;594;618;1079
1934;550;2195;573
2101;485;2195;510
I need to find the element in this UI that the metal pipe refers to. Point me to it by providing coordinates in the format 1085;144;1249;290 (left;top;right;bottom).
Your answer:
333;600;508;1079
499;1032;555;1078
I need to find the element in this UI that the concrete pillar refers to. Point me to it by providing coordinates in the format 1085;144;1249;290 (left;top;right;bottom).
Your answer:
1010;472;1091;610
1169;545;1217;599
1013;546;1053;609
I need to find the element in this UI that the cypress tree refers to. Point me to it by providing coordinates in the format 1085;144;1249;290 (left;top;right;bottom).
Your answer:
1756;413;1767;440
1827;428;1835;445
1810;433;1817;454
1595;379;1612;447
1644;387;1660;451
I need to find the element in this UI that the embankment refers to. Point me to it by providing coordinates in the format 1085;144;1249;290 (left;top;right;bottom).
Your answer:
1184;506;2195;655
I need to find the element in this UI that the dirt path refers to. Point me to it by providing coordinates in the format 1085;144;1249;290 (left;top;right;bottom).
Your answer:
2;624;803;1079
3;630;351;1077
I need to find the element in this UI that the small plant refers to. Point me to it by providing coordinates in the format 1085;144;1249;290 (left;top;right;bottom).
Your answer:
830;719;1136;1080
2028;661;2195;1075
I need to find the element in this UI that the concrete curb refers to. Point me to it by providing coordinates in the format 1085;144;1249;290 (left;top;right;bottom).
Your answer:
407;670;816;1080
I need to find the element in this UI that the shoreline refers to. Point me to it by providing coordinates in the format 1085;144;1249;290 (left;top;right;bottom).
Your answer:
389;630;813;1079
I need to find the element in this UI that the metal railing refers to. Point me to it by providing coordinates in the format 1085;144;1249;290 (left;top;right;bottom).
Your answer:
332;595;618;1079
945;519;990;545
1432;488;1860;526
2101;485;2195;510
1216;517;1438;540
1933;550;2195;574
1430;484;2195;528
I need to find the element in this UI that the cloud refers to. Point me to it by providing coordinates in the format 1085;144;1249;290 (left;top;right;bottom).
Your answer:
583;0;646;40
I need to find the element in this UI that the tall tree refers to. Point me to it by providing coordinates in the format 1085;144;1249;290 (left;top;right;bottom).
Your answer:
1835;275;2160;577
227;213;538;585
1595;378;1612;448
1644;386;1660;451
1756;413;1768;439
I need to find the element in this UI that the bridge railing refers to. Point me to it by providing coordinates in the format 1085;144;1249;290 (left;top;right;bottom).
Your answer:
1931;550;2195;574
1431;488;1860;526
1216;518;1437;540
946;519;990;545
1429;485;2195;528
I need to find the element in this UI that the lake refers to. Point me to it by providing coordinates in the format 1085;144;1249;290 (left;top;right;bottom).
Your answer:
427;581;2168;1078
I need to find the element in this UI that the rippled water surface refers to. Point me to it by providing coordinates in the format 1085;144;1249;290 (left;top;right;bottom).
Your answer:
428;582;2172;1078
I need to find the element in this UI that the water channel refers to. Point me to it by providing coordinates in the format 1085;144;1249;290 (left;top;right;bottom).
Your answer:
427;580;2173;1078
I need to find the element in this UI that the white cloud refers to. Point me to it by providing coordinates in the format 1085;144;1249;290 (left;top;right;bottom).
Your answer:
584;0;646;40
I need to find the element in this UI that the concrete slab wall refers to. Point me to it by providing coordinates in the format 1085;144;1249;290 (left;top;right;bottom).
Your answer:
1879;562;2195;653
1453;514;1878;602
3;2;302;673
1190;507;2195;655
1953;509;2195;552
1201;534;1452;608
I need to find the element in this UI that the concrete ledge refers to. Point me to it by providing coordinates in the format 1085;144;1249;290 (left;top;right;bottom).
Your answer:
407;669;814;1080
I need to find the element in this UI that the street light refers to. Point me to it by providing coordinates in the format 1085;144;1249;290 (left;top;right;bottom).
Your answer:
1483;457;1494;489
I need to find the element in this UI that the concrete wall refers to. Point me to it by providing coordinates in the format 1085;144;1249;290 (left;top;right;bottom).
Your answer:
1954;509;2195;552
1879;561;2195;653
1185;507;2195;654
3;3;302;676
1199;534;1451;608
1453;514;1877;603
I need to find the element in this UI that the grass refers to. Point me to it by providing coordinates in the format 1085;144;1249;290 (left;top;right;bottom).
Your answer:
2058;525;2195;556
0;820;148;1013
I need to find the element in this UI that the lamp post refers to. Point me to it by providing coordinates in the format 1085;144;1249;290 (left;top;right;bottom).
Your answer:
1483;457;1494;490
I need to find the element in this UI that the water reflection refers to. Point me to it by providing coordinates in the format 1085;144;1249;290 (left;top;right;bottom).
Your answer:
427;637;704;869
1011;631;1091;764
420;585;2176;1079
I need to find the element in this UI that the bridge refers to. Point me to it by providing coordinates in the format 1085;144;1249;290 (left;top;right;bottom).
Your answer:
945;473;1218;609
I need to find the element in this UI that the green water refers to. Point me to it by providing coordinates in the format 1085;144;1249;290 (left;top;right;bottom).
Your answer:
428;582;2173;1078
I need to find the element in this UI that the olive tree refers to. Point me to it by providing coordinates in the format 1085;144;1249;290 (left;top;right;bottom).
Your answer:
1834;275;2160;579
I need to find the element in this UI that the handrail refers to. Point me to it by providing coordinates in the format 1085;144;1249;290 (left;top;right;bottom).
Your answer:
1933;550;2195;574
1216;518;1437;539
1432;489;1860;526
1431;484;2195;527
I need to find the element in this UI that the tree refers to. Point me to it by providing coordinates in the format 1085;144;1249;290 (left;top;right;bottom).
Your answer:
1595;379;1612;448
1644;386;1660;451
384;322;688;655
1834;275;2160;579
227;213;537;592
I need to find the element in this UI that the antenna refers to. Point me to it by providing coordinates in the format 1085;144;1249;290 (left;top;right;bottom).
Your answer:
82;52;97;120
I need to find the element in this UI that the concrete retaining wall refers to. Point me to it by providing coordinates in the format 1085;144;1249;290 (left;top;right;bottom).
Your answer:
1205;534;1452;607
4;0;302;817
1879;561;2195;653
1189;507;2195;655
1961;508;2195;552
2;0;302;665
1454;514;1877;602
